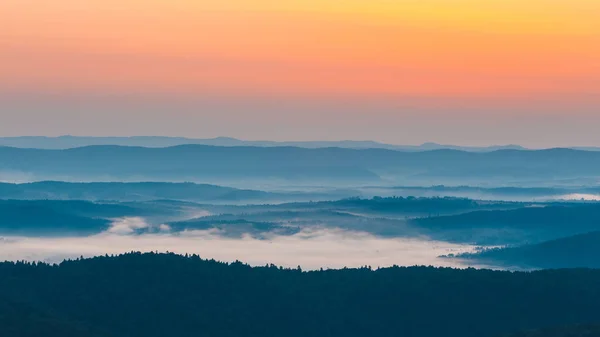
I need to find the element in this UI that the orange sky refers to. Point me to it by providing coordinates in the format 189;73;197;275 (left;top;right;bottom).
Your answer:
2;0;599;98
1;1;600;145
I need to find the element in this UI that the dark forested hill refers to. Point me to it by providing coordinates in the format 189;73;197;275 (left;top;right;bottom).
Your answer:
457;231;600;269
413;203;600;232
0;200;165;235
1;253;600;337
412;203;600;245
2;145;600;185
0;200;117;235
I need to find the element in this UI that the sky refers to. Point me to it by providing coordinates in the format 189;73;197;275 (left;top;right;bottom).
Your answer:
1;0;599;147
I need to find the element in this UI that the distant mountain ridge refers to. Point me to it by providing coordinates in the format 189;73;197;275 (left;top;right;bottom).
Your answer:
0;136;531;152
2;145;600;186
0;181;335;203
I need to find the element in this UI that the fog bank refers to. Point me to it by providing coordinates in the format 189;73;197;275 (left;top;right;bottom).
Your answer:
0;218;480;270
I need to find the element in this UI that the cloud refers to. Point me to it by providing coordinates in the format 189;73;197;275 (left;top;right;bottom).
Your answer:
107;217;151;235
0;223;482;270
107;217;173;235
557;194;600;201
0;170;36;183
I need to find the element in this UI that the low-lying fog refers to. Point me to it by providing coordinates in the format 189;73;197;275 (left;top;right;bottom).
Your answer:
0;217;485;270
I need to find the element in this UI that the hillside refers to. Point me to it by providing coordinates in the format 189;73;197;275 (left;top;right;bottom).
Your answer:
457;231;600;269
0;200;164;235
0;181;281;202
1;253;600;337
412;203;600;245
0;200;119;235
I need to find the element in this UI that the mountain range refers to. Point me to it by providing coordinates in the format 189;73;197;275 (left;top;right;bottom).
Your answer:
0;181;333;203
2;145;600;186
0;136;531;151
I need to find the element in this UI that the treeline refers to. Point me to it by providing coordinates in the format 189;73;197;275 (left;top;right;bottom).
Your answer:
1;252;600;337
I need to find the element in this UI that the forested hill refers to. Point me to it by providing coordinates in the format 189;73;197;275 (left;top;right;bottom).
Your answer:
458;231;600;269
1;253;600;337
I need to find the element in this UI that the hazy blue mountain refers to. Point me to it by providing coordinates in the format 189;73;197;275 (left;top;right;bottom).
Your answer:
0;145;380;184
2;145;600;185
326;196;518;215
0;200;116;235
199;196;523;219
165;197;523;238
416;142;527;152
180;209;414;237
366;185;600;200
414;203;600;232
0;181;330;203
412;203;600;245
571;147;600;152
0;135;530;152
168;218;301;238
0;196;524;238
0;199;181;236
457;231;600;269
2;252;600;337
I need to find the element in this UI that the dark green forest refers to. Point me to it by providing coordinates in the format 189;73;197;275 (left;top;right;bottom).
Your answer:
501;324;600;337
1;252;600;337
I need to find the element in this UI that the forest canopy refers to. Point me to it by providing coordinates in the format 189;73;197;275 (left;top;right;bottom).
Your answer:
1;252;599;337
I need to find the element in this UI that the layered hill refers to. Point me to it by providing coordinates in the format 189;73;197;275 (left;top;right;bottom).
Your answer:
2;145;600;185
457;231;600;269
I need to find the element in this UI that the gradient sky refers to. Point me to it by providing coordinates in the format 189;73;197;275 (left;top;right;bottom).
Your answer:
1;0;599;147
